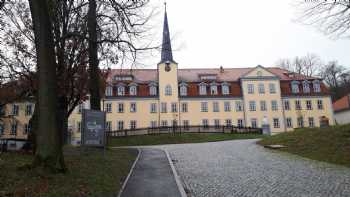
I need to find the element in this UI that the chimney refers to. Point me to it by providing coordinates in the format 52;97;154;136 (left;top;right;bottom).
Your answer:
220;66;224;73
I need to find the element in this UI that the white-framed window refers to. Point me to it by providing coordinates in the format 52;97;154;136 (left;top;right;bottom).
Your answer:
171;103;177;113
286;118;292;128
106;121;112;131
213;102;219;112
214;119;220;128
291;81;300;93
24;123;31;135
237;119;244;127
183;120;189;129
201;102;208;112
130;120;137;129
12;104;19;116
222;83;230;95
105;86;113;96
180;84;187;96
117;85;125;96
273;118;280;128
161;102;167;113
251;118;258;128
202;119;209;128
248;84;254;94
150;103;157;113
297;116;304;128
11;122;17;135
269;83;276;94
225;119;232;127
165;85;172;96
308;117;315;127
313;80;321;93
283;100;290;111
118;103;124;113
105;103;112;113
150;121;157;128
271;100;278;111
260;100;267;111
258;83;265;94
302;80;310;93
129;85;137;96
249;101;256;111
210;83;218;95
199;83;207;95
77;121;82;133
149;86;157;96
224;102;231;112
306;100;313;110
161;120;168;127
317;100;324;110
295;100;301;110
130;103;137;113
235;101;243;112
181;103;188;113
25;104;33;116
118;121;124;130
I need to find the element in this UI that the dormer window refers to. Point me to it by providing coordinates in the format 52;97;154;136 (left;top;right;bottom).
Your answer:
179;82;188;96
105;86;113;96
149;82;158;96
198;82;207;95
302;80;310;93
313;80;321;93
117;83;126;96
129;83;138;96
165;85;172;96
221;82;230;95
210;82;218;95
291;81;300;94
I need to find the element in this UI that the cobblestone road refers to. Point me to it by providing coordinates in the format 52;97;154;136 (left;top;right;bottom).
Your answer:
156;139;350;197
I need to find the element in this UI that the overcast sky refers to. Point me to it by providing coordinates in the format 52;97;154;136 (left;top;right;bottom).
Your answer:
140;0;350;69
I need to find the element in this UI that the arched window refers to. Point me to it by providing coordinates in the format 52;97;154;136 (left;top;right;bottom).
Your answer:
165;85;172;96
302;80;310;93
117;83;125;96
198;82;207;95
149;82;158;96
221;82;230;95
105;86;113;96
179;82;187;96
129;83;138;96
210;82;218;95
291;81;300;94
313;80;321;93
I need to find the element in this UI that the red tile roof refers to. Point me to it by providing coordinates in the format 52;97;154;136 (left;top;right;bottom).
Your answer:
106;67;319;83
333;94;350;112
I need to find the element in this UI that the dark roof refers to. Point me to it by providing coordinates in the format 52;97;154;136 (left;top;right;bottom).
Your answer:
160;6;175;64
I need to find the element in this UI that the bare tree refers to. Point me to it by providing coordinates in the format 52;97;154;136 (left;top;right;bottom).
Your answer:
276;53;322;77
295;1;350;38
28;0;65;172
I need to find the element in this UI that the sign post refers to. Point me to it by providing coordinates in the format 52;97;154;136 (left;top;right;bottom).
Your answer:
82;109;106;151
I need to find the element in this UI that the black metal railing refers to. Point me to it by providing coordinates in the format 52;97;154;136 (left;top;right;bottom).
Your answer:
106;125;262;139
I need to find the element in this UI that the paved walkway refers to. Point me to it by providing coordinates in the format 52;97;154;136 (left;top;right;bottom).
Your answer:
120;148;183;197
154;139;350;197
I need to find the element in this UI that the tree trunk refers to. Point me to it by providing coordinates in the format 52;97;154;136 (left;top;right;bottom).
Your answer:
57;97;69;145
28;0;66;173
88;0;101;110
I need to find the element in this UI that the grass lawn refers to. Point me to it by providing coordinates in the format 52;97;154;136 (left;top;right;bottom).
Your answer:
258;124;350;168
108;133;264;147
0;147;137;197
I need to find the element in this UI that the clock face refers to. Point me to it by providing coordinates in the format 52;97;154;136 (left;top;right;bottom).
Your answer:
165;64;171;72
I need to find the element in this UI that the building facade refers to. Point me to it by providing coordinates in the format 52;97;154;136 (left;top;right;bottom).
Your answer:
0;8;335;146
333;94;350;125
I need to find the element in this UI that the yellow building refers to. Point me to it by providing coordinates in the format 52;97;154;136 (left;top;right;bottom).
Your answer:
0;8;334;146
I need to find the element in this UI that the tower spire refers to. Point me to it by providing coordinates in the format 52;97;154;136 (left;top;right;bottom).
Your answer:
160;2;175;64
